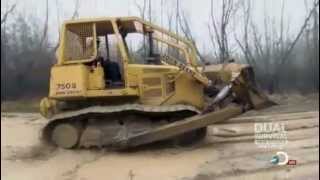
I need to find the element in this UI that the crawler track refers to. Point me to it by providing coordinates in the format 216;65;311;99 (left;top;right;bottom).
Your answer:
41;104;203;149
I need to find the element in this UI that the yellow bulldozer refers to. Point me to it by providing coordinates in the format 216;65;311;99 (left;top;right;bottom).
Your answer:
39;16;273;149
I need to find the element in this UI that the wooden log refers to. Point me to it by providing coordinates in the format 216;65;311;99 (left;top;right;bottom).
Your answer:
219;111;318;124
204;138;319;158
208;118;318;137
208;127;319;143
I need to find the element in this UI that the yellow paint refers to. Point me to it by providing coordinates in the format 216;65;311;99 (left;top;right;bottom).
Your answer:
88;63;106;90
41;16;213;117
49;64;88;98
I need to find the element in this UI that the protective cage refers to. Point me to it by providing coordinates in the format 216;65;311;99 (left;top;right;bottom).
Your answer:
63;23;95;61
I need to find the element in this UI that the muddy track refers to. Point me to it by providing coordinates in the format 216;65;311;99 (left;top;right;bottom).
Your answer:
41;104;199;149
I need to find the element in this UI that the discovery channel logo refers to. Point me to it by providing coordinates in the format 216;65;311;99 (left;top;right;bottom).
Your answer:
270;151;297;165
256;151;297;166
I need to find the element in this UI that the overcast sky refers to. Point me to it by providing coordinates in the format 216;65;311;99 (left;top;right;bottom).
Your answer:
1;0;316;52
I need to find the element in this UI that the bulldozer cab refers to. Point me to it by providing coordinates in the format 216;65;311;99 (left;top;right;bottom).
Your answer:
48;16;204;105
51;17;209;100
57;17;201;75
58;20;125;88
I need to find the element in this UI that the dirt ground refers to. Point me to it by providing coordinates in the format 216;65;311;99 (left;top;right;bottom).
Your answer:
1;94;319;180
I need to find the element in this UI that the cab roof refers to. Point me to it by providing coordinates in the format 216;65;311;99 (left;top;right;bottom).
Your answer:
63;16;142;24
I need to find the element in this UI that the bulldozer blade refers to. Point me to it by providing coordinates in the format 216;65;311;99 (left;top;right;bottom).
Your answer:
246;86;277;110
112;104;243;148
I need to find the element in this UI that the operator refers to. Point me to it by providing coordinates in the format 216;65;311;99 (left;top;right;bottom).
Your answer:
95;38;104;65
85;38;103;68
96;38;121;83
86;38;121;84
102;58;122;83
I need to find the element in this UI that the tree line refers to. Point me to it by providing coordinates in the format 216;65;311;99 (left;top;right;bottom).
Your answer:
1;0;319;101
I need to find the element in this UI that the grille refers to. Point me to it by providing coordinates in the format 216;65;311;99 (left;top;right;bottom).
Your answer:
64;23;95;61
142;77;161;86
166;81;175;95
143;88;162;97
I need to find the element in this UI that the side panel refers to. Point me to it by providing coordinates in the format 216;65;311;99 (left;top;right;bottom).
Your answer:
49;63;204;109
127;64;204;109
50;64;138;100
88;65;105;90
49;64;88;98
164;73;204;109
127;65;177;105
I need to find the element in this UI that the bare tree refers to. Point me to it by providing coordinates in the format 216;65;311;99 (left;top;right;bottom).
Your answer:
175;0;180;36
1;3;16;25
269;0;318;92
236;0;319;93
1;2;17;71
55;0;61;26
39;0;49;48
55;0;61;45
167;11;174;32
53;0;81;54
71;0;80;20
178;11;207;64
161;0;164;27
235;0;256;67
208;0;239;63
148;0;152;22
134;0;148;57
302;0;319;91
134;0;147;20
312;4;319;90
278;0;319;67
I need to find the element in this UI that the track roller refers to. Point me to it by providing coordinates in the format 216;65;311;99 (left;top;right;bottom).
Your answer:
51;123;82;149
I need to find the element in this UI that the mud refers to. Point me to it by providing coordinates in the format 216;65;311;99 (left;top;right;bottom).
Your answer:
1;94;319;180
